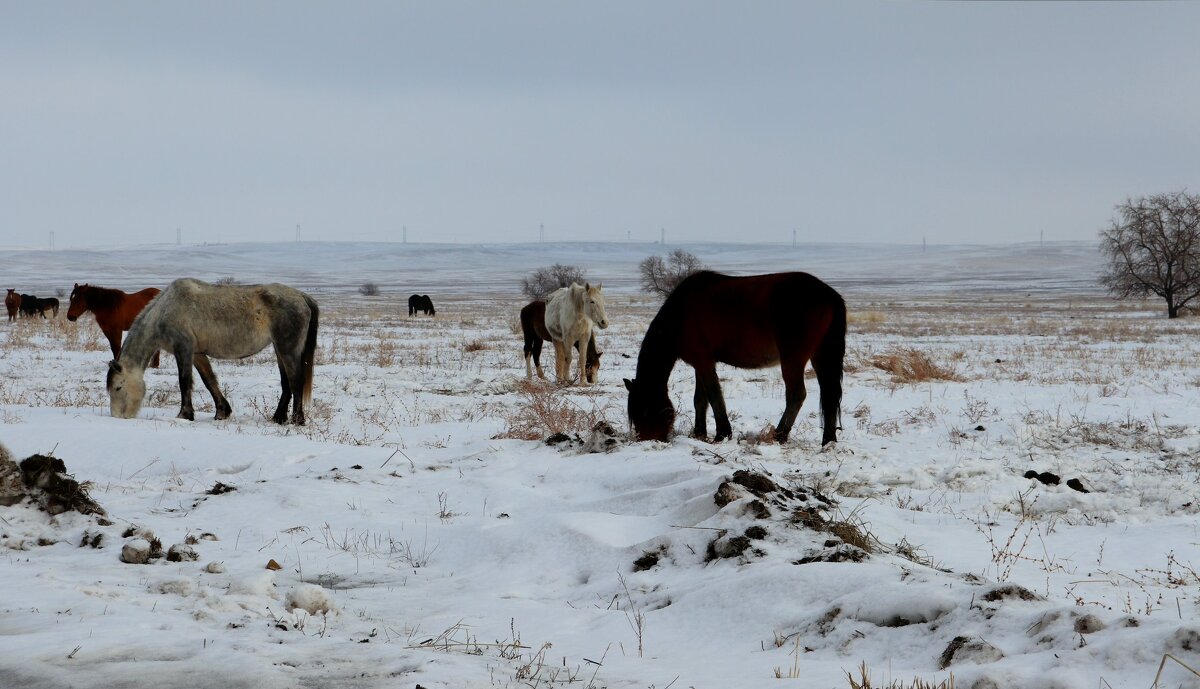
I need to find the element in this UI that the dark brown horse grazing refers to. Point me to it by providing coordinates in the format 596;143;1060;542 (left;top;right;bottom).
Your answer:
68;284;162;367
624;271;845;445
520;300;601;383
4;290;18;321
19;295;58;318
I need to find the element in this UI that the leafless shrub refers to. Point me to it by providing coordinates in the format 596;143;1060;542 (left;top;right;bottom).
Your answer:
358;282;380;296
496;380;611;440
214;276;238;286
638;249;706;297
868;347;963;383
521;264;587;300
463;339;487;353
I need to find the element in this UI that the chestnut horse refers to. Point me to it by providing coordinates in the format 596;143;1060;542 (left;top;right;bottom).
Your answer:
4;290;18;321
68;284;162;367
624;271;845;445
520;300;601;383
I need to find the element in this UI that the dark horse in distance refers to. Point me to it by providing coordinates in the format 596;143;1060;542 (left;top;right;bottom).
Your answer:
68;283;163;367
19;295;58;318
408;294;436;316
624;271;845;445
520;299;601;384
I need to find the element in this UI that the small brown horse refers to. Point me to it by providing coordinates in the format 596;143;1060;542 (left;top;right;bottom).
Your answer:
624;271;845;445
68;283;162;367
4;290;18;321
521;300;601;384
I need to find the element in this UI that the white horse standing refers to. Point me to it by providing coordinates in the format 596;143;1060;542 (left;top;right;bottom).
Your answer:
544;282;609;384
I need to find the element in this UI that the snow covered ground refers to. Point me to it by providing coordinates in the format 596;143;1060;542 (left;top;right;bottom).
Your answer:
3;241;1200;689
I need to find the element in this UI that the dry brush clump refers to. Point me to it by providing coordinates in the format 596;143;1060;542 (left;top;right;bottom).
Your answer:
496;380;612;440
866;347;964;383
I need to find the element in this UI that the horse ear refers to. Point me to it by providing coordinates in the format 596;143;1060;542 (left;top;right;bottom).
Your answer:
623;377;635;391
109;361;122;373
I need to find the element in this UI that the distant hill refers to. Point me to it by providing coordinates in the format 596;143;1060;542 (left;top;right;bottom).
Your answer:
3;240;1102;297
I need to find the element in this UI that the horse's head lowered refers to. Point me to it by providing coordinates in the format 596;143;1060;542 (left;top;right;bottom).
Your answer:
107;360;146;419
578;282;609;329
66;283;87;322
624;377;674;441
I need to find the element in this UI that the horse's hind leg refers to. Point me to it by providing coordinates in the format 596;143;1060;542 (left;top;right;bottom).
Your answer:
774;357;809;443
272;358;294;424
192;354;232;420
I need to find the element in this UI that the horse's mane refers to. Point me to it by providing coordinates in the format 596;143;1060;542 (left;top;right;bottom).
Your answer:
636;271;730;379
76;285;125;311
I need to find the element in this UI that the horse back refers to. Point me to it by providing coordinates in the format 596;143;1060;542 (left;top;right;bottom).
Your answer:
676;272;841;369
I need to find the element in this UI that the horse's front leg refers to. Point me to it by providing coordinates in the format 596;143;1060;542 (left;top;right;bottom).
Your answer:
555;340;571;383
575;337;589;384
193;354;232;420
105;331;122;361
692;369;710;438
696;367;732;441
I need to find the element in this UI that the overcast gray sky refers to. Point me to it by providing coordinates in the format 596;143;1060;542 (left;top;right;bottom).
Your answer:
2;1;1198;248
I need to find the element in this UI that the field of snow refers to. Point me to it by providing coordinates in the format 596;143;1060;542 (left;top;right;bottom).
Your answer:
3;241;1200;689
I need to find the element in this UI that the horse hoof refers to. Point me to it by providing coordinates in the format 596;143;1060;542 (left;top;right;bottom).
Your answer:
177;411;195;421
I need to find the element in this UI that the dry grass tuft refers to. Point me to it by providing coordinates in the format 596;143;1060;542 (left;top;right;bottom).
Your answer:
496;380;612;440
867;347;964;383
463;339;488;353
845;661;954;689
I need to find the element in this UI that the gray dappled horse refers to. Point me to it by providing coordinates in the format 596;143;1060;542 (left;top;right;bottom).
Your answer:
107;278;319;425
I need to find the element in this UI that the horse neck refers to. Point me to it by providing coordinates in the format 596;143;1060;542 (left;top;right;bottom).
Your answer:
635;313;680;390
84;287;120;312
117;320;158;369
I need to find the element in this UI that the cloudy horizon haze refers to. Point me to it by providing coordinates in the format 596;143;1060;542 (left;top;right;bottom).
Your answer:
3;2;1198;249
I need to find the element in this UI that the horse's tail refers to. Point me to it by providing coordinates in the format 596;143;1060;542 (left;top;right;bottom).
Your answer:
813;289;846;445
301;294;320;407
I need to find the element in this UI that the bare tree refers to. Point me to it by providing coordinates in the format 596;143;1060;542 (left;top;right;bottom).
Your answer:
521;264;587;300
638;249;706;298
1100;191;1200;318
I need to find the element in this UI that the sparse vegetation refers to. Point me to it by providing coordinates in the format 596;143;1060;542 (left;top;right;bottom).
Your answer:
520;263;587;300
358;282;380;296
866;347;963;383
638;249;705;297
843;662;954;689
496;380;612;440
